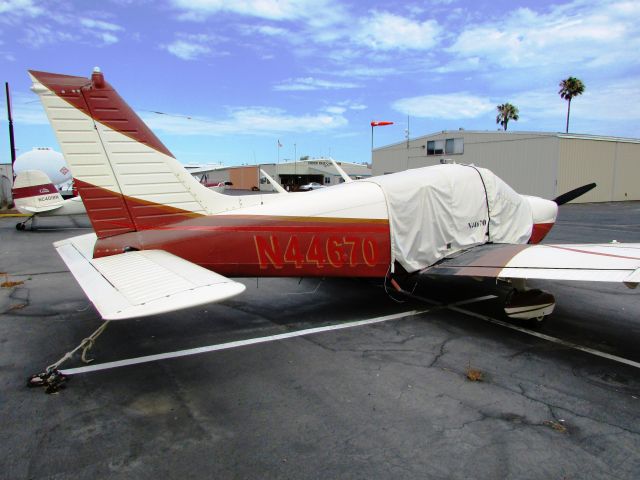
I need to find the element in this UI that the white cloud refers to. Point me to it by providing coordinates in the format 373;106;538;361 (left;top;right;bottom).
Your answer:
142;106;348;136
246;25;289;37
1;4;124;47
344;102;367;111
161;33;225;60
171;0;334;21
22;25;77;47
165;39;211;60
79;18;123;32
324;106;346;114
446;1;640;71
100;32;119;44
512;78;640;123
77;17;124;44
355;11;441;51
392;93;494;119
327;66;399;79
0;0;43;17
273;77;360;91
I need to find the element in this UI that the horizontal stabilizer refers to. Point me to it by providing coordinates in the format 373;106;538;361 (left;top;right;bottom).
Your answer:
54;234;246;320
421;243;640;288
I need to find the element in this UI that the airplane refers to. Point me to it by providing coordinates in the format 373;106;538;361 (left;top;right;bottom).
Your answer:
12;169;85;230
26;68;640;325
13;147;73;195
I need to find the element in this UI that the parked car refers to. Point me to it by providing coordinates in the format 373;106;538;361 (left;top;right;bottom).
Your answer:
298;182;326;191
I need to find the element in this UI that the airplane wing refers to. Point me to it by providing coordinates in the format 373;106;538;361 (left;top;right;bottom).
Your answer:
420;243;640;289
54;234;246;320
329;158;353;183
260;169;287;194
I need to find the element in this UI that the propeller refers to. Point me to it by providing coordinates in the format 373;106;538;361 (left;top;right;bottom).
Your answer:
552;182;596;206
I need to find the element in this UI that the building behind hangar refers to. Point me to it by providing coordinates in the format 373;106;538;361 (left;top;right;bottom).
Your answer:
373;130;640;202
192;158;372;191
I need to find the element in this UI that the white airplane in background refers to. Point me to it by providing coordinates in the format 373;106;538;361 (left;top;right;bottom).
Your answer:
13;147;73;194
26;68;640;325
12;170;85;230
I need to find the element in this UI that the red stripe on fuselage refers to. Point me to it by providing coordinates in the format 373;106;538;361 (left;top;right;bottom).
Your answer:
12;183;58;199
94;214;392;278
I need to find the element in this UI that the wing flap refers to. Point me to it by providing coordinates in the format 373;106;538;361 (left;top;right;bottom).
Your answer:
54;234;246;320
421;243;640;288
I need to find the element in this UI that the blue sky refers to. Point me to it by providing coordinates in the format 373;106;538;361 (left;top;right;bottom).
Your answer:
1;0;639;166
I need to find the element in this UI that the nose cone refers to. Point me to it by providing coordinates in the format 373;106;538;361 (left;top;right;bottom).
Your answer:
526;196;558;224
524;196;558;243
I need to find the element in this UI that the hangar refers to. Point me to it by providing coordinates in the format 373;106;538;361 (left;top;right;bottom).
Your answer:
192;158;372;191
373;130;640;202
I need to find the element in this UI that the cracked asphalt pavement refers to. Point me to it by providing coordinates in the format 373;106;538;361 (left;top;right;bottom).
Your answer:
1;202;639;479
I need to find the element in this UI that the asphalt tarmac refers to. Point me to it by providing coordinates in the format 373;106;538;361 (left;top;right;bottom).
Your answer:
1;202;639;479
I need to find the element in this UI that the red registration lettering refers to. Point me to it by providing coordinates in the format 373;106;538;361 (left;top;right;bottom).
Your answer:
306;236;325;267
284;236;305;268
362;238;378;266
343;236;361;266
326;236;344;268
255;234;379;270
254;235;283;269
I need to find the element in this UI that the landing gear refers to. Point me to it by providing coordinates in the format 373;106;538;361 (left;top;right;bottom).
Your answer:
15;215;35;231
503;279;555;324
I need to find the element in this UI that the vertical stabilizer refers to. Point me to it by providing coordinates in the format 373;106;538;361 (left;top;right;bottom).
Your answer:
29;68;244;238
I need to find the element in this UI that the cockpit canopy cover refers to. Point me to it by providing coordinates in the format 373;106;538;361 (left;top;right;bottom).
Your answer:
366;164;533;272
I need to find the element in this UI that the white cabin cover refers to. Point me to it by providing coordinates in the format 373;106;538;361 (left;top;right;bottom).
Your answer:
366;164;532;272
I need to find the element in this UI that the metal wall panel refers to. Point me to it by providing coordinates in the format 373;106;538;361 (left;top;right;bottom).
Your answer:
612;142;640;201
557;139;615;202
229;166;259;190
373;132;559;199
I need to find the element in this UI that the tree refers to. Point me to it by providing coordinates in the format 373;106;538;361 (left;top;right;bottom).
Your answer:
496;103;519;131
558;76;585;133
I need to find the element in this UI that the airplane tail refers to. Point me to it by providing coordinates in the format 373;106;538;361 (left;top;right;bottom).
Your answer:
12;170;64;214
28;68;243;239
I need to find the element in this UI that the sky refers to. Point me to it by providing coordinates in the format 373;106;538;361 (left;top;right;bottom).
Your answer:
1;0;639;166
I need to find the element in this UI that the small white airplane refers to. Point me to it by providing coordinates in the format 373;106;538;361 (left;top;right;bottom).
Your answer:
12;170;85;230
27;68;640;323
13;147;73;192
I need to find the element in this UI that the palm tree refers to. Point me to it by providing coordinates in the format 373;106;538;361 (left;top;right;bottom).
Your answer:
558;76;585;133
496;103;519;131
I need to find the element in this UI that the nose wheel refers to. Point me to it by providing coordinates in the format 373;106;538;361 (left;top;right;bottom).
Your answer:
15;215;35;231
504;286;555;324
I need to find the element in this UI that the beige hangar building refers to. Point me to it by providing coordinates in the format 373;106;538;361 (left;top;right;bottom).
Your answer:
372;130;640;203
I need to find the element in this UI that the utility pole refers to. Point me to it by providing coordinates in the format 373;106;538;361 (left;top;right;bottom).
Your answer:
5;82;17;176
406;115;410;149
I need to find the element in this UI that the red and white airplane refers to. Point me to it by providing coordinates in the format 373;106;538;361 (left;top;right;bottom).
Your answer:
27;68;640;322
12;170;85;230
